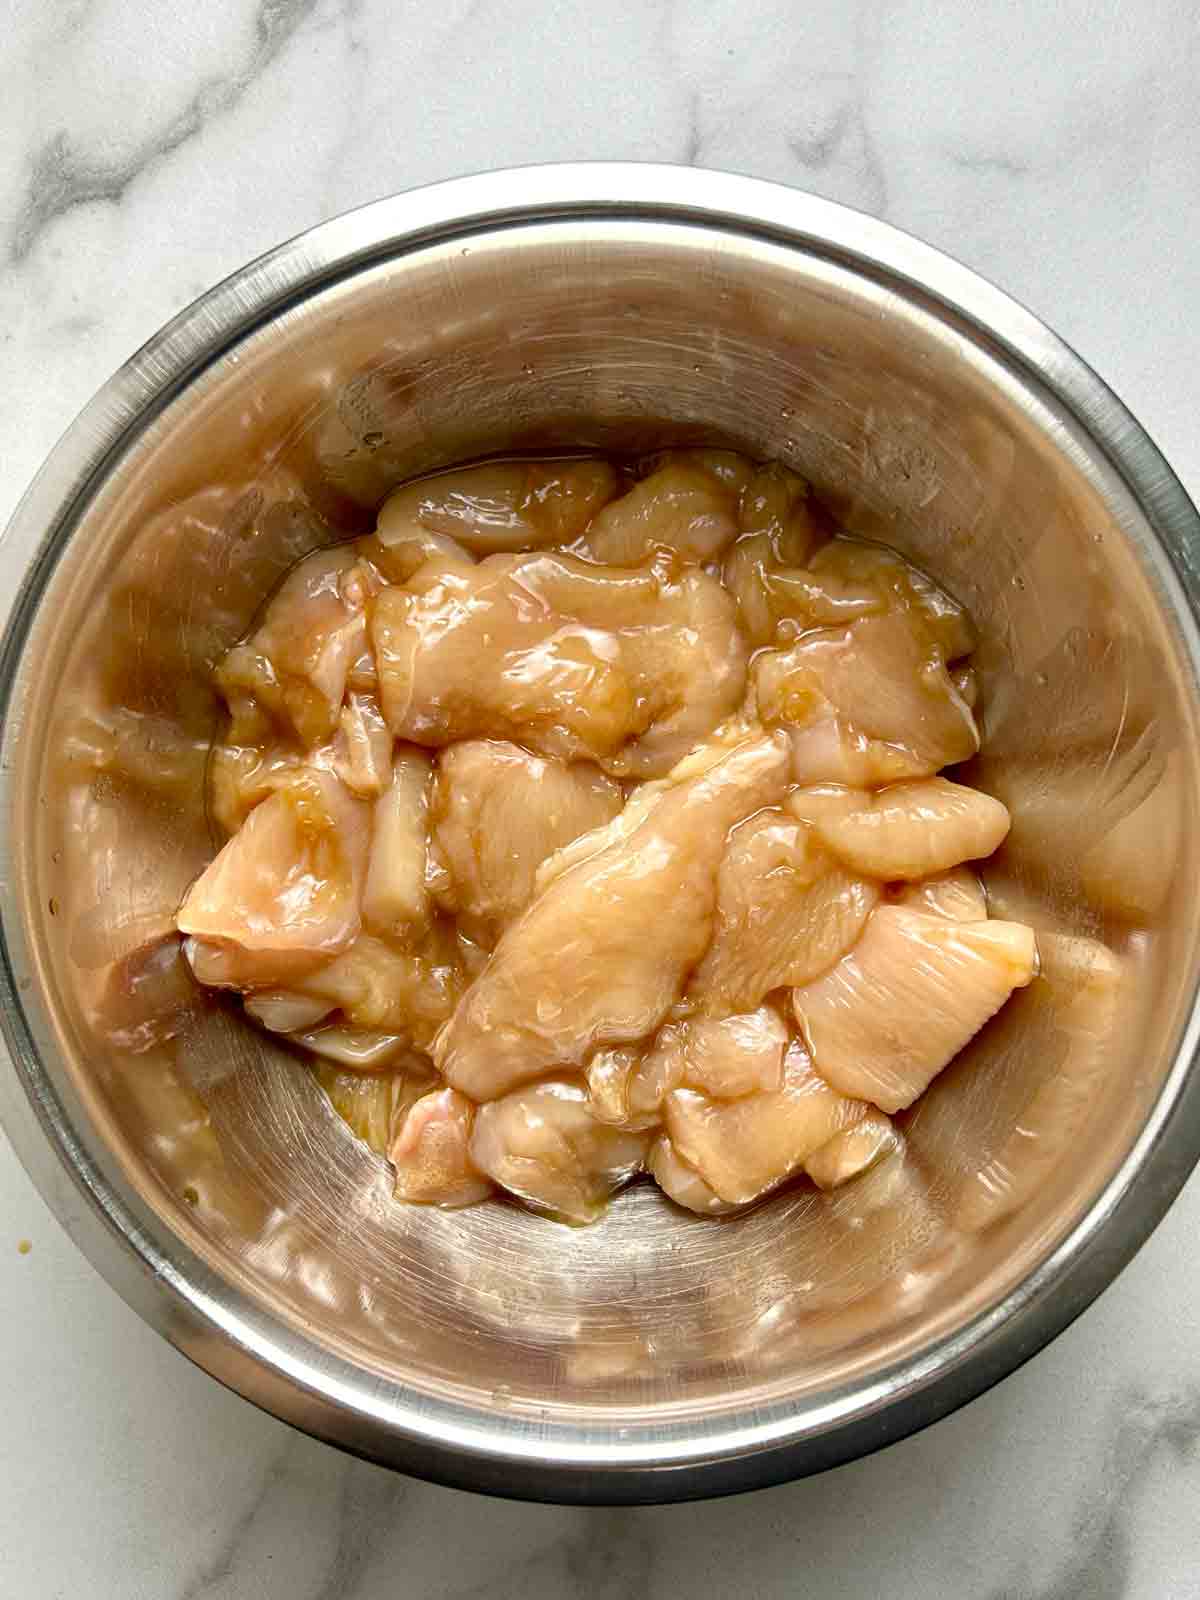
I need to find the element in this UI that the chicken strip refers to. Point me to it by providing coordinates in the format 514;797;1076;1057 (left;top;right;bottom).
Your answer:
689;808;879;1015
389;1087;494;1207
469;1079;650;1224
178;770;368;988
663;1038;867;1206
890;866;988;922
362;749;434;942
810;778;1011;881
435;733;790;1100
577;460;740;565
794;905;1038;1112
648;1135;739;1215
805;1114;900;1190
431;741;623;940
375;459;618;555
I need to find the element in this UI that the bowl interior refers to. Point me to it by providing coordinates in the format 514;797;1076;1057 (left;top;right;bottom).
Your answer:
6;203;1200;1478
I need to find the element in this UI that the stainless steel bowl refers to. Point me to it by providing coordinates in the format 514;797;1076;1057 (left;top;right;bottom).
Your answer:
3;164;1200;1504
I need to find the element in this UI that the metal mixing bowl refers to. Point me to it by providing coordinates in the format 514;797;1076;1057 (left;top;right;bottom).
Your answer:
2;165;1200;1504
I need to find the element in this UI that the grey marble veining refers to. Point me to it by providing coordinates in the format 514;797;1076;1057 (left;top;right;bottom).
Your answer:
2;1;1200;1595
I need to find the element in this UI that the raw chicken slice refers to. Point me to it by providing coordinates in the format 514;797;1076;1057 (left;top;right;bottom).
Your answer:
371;557;637;763
208;742;306;836
722;465;822;645
805;1114;900;1190
808;538;976;661
362;749;433;941
216;548;382;747
244;989;335;1032
753;612;978;769
331;692;393;798
290;1025;413;1071
660;1007;789;1098
643;448;758;493
810;778;1011;881
435;733;790;1100
389;1087;494;1207
648;1135;739;1215
376;459;618;555
890;867;988;922
689;809;879;1015
431;741;623;940
577;460;739;565
663;1038;867;1206
177;770;368;987
287;927;468;1049
469;1079;651;1223
794;906;1038;1112
356;527;475;586
586;1044;672;1131
785;717;935;787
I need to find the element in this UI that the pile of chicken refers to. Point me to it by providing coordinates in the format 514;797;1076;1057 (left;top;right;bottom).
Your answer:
176;450;1037;1223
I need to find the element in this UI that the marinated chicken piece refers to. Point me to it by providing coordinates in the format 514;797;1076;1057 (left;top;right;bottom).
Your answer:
469;1079;650;1223
722;465;822;644
785;717;934;787
810;778;1011;881
436;733;790;1100
216;548;381;747
389;1087;494;1207
689;809;879;1014
805;1114;900;1190
431;741;623;940
891;866;988;922
586;1044;671;1131
290;1025;414;1071
371;556;636;762
603;563;748;777
178;770;368;988
648;1135;739;1215
794;906;1038;1112
244;989;335;1032
808;538;976;661
356;527;475;586
754;612;978;770
661;1007;789;1098
376;459;618;555
331;692;393;798
362;749;433;942
663;1038;867;1206
643;448;758;493
208;742;306;836
285;927;468;1050
578;460;739;565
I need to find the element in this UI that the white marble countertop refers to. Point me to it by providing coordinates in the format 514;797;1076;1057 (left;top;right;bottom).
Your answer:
3;1;1200;1595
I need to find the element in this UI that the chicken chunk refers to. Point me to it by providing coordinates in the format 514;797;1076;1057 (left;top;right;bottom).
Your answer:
577;460;739;565
648;1135;739;1215
794;906;1038;1112
469;1079;650;1223
663;1038;867;1206
754;612;978;770
808;538;976;662
331;692;393;798
376;459;618;555
586;1044;668;1130
389;1087;494;1207
362;749;433;942
890;867;988;922
431;741;623;940
785;717;935;788
283;927;468;1049
216;548;380;747
722;466;822;645
689;809;879;1015
661;1007;789;1098
810;778;1011;881
178;771;368;988
371;556;636;762
805;1114;900;1190
435;733;790;1100
356;527;475;586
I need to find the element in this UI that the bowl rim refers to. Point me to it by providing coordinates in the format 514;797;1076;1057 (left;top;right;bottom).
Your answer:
2;161;1200;1504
